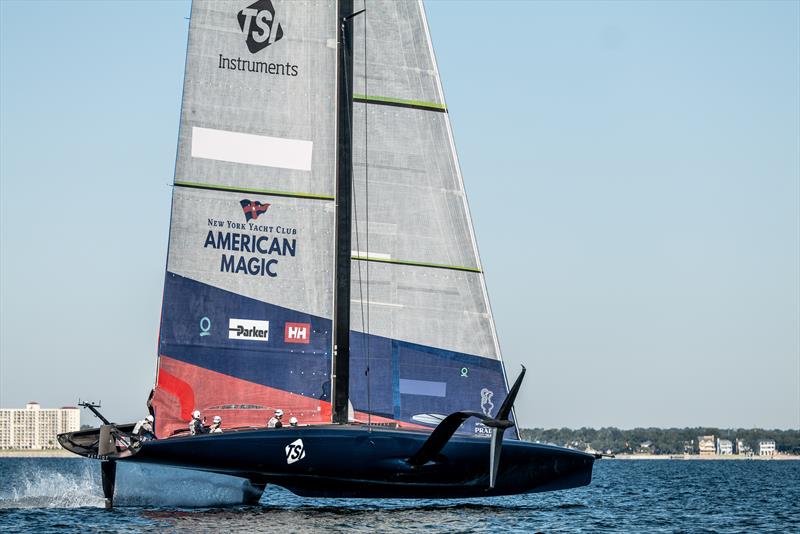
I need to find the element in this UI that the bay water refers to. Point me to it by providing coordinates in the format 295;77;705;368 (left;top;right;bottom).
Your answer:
0;457;798;533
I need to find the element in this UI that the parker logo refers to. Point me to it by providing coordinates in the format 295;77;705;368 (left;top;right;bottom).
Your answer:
285;438;306;464
241;199;270;221
229;319;269;341
284;322;310;344
237;0;284;54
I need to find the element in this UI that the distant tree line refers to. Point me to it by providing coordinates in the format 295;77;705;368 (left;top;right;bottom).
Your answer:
519;427;800;455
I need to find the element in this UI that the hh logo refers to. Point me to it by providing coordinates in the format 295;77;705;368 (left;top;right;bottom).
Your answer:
285;438;306;464
238;0;284;54
240;199;270;221
284;322;310;344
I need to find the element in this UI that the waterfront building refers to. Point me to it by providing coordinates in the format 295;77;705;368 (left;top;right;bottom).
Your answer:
697;435;716;455
758;439;776;456
736;439;752;456
716;438;733;455
0;402;80;450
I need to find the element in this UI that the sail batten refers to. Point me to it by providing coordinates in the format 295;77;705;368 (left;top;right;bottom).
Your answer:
353;94;447;112
175;181;336;201
351;255;482;273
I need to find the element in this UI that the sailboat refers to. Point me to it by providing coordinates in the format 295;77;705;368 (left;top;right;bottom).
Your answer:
59;0;596;507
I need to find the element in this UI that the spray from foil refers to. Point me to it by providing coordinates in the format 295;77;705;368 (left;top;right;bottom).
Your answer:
0;459;262;508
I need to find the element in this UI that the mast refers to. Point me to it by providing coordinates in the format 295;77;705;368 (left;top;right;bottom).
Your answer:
331;0;355;425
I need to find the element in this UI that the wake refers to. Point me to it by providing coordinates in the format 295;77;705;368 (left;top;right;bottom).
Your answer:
0;460;261;508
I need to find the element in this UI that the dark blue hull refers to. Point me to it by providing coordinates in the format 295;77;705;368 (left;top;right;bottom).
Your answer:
124;425;594;498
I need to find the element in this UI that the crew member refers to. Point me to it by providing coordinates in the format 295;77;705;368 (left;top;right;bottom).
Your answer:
268;409;284;428
133;414;156;441
189;410;207;435
289;416;299;427
209;415;223;433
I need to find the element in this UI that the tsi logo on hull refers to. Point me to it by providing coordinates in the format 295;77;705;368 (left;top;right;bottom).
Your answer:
285;438;306;464
284;322;310;344
229;319;269;341
238;0;284;53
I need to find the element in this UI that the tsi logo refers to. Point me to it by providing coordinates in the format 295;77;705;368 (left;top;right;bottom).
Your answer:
284;322;310;344
285;438;306;464
237;0;284;54
228;319;269;341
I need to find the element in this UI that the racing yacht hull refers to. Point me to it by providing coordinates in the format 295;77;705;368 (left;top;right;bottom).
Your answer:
59;425;594;499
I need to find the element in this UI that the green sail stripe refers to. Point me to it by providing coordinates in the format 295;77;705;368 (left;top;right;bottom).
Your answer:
353;93;447;112
175;181;335;201
351;255;481;273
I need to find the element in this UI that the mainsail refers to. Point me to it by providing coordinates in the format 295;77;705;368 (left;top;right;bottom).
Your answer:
152;0;513;439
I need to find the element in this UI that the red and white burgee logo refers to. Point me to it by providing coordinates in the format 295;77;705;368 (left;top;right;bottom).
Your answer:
284;322;310;344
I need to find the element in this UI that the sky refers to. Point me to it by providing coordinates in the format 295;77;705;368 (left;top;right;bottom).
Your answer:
1;0;798;430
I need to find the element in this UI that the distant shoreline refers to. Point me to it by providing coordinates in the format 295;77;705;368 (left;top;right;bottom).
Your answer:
610;453;800;460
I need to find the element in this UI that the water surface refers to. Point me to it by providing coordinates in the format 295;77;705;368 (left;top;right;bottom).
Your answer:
0;458;798;533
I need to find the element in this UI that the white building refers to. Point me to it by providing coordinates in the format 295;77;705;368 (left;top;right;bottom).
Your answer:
736;439;752;456
697;435;716;455
0;402;80;450
758;439;776;456
716;438;733;455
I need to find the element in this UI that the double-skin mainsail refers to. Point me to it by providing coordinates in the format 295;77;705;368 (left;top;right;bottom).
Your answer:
153;0;514;440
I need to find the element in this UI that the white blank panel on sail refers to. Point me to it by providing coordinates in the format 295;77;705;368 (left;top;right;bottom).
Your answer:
191;127;314;171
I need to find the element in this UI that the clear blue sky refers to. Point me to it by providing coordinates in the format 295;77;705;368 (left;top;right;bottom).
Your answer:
1;1;798;429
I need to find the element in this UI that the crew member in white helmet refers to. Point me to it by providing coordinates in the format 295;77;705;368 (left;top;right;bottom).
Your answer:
289;417;299;427
133;414;156;441
209;415;223;433
268;409;284;429
189;410;207;435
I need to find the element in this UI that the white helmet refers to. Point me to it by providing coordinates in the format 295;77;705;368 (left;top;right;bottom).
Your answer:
274;409;284;417
192;410;201;419
145;415;154;423
289;417;298;426
213;416;221;424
